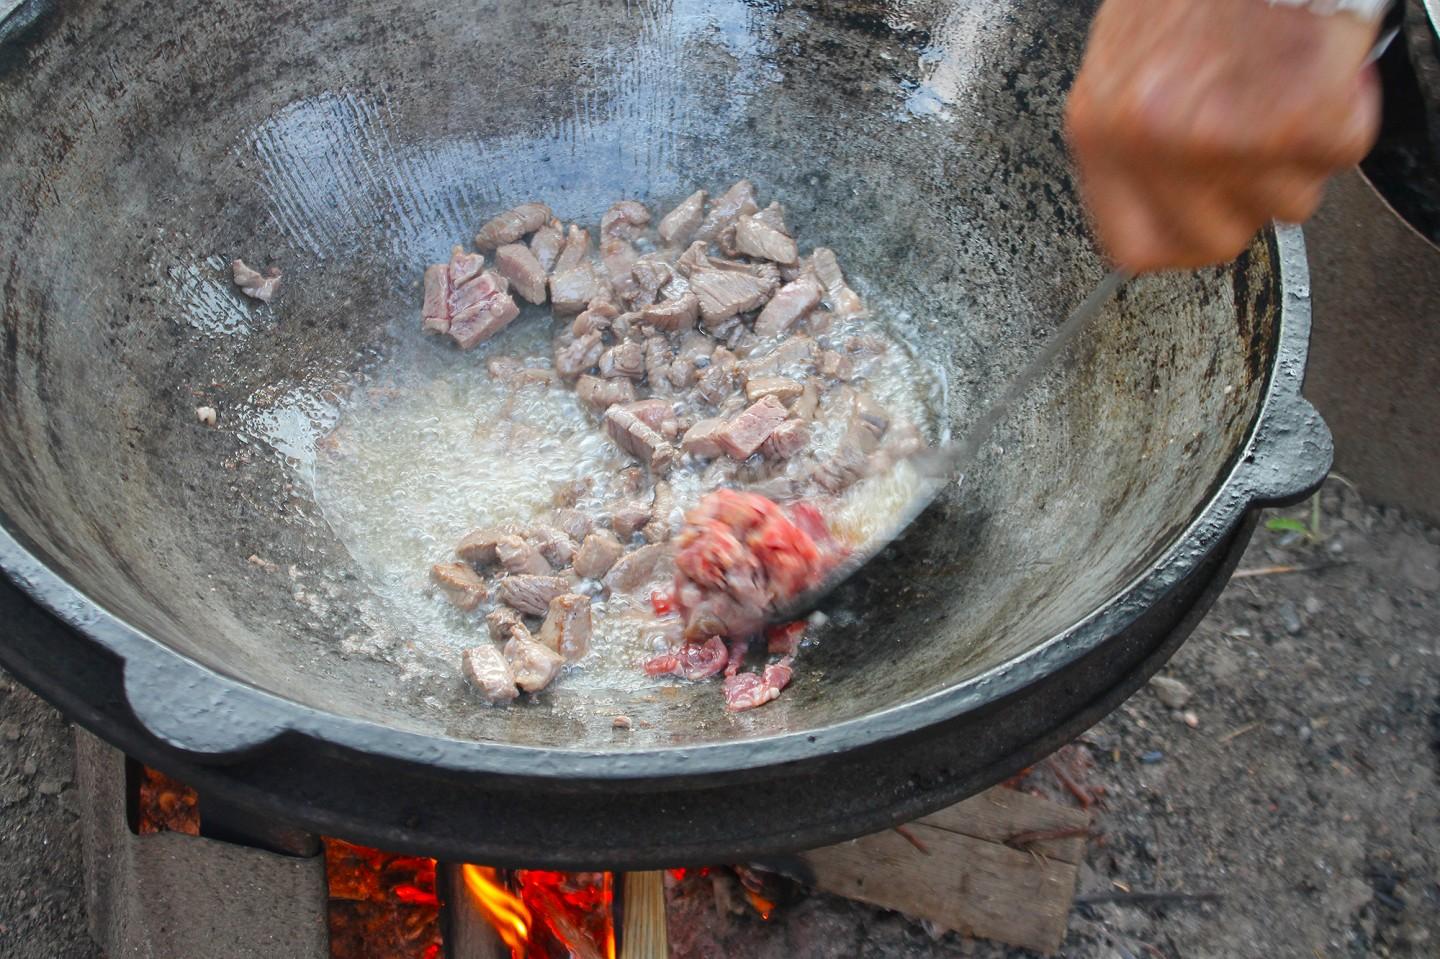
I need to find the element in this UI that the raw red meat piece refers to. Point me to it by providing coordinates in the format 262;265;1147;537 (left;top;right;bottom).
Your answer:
723;658;794;712
643;636;729;681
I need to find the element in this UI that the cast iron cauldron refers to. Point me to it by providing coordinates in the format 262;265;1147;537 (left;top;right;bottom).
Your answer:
0;0;1330;867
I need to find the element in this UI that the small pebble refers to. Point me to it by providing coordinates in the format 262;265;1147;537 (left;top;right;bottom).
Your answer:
1277;601;1303;636
1303;595;1322;615
0;722;20;742
37;779;64;797
612;715;632;730
1149;675;1192;709
1139;750;1165;764
1182;711;1199;728
20;759;36;778
195;405;218;427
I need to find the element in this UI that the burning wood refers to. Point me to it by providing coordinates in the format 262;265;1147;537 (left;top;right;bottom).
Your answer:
135;764;199;835
459;866;615;959
325;839;442;959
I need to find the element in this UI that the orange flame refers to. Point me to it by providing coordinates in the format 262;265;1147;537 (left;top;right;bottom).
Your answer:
462;865;532;955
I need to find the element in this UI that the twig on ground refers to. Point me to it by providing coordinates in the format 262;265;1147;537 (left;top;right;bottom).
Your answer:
1217;721;1261;744
892;824;930;855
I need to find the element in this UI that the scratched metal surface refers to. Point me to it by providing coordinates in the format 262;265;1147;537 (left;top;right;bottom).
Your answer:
0;0;1299;756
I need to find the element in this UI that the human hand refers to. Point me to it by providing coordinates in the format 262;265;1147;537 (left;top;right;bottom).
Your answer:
1065;0;1383;273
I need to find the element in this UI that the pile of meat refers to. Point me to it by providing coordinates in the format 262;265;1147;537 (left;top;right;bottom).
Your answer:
420;182;925;710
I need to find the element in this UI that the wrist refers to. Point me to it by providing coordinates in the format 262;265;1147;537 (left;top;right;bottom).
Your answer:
1266;0;1392;24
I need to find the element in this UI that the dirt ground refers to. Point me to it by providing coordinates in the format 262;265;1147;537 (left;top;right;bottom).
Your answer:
1;478;1437;959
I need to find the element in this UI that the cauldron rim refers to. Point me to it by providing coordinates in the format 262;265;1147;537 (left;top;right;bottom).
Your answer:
0;227;1330;783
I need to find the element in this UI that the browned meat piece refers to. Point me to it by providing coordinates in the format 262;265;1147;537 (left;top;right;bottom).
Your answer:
554;330;605;380
810;248;865;317
496;534;553;575
421;263;450;334
504;633;565;693
626;257;673;309
708;255;783;287
695;180;758;243
550;263;611;316
674;240;711;278
603;542;676;594
526;526;577;568
575;373;638;411
755;275;823;337
744;376;803;404
646;481;675;543
658;189;706;245
666;356;698;390
694;364;734;405
716;395;789;459
430;562;486;611
850;391;892;449
622;398;673;431
497;574;570;616
449;248;487;287
609;502;651;539
812;406;886;492
760;419;811;459
676;331;714;364
690;269;777;326
601;236;639;293
845;334;889;356
733;213;799;265
791;380;821;419
570;300;618;337
752;202;789;233
681;417;726;457
552;477;593;508
449;272;520;350
643;337;673;389
600;200;651;240
737;336;816;379
485;605;526;642
529;220;565;272
537;593;592;662
603;405;677;471
573;529;624;578
456;526;518;566
461;645;519;704
553;225;592;273
232;259;281;302
494;243;548;304
550;509;595;542
639;293;699;333
475;202;551;250
598;341;646;380
817;349;855;380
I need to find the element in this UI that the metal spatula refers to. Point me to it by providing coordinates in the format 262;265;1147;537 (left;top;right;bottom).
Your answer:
770;268;1129;624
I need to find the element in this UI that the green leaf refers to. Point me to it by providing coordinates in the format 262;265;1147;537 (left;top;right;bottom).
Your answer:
1265;517;1310;535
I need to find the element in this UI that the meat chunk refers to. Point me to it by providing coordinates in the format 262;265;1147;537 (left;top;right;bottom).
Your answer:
573;530;624;579
643;636;729;681
733;213;799;265
494;243;548;304
640;293;699;333
623;257;672;310
603;405;677;472
760;419;810;459
538;593;592;662
450;271;520;349
550;263;611;316
598;342;646;380
658;189;706;245
724;660;794;712
609;502;652;539
680;417;727;458
496;534;553;575
552;478;593;508
620;398;673;431
575;373;638;411
694;364;734;405
695;180;758;243
461;645;519;703
529;221;565;272
554;225;592;273
601;236;639;286
817;349;855;381
554;331;605;380
809;248;865;317
475;202;551;250
737;336;816;379
646;481;675;543
603;543;676;594
430;562;486;611
420;247;520;348
485;605;526;643
755;276;823;337
791;380;821;419
850;392;891;451
689;269;777;326
232;259;281;302
526;526;577;568
550;509;595;543
571;300;619;337
456;526;517;566
744;376;803;404
504;633;565;693
716;395;789;460
497;574;570;616
600;200;651;240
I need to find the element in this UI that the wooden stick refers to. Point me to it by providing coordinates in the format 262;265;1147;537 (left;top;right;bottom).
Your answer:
619;871;668;959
